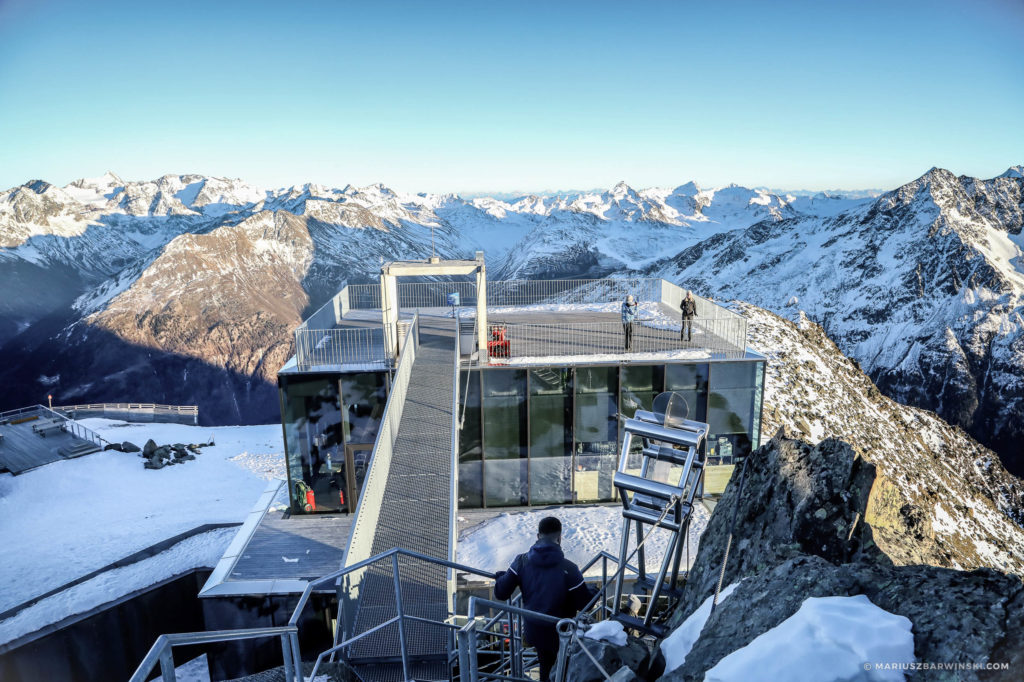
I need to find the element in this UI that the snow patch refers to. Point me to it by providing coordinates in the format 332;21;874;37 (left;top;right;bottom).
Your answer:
704;595;914;682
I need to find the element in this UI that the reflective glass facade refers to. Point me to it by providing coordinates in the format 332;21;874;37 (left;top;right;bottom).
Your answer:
456;360;765;508
279;372;387;514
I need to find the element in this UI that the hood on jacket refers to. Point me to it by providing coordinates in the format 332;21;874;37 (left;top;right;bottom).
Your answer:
527;540;564;568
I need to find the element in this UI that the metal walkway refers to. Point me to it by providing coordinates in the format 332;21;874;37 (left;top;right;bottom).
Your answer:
349;318;457;680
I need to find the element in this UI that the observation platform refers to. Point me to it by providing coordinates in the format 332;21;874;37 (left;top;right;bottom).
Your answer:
0;406;105;475
283;276;754;374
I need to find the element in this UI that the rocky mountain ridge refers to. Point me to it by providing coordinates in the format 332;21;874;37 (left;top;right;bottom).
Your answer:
0;168;1021;474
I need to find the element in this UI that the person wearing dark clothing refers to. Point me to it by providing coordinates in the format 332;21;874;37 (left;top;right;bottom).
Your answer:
494;517;592;682
621;295;638;351
680;291;697;342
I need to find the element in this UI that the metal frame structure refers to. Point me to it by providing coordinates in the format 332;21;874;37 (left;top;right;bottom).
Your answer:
612;410;708;633
380;253;488;359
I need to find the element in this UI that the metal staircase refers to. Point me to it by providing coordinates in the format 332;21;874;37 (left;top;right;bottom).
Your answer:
130;391;710;682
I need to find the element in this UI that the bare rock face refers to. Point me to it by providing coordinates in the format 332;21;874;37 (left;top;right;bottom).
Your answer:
659;434;1024;682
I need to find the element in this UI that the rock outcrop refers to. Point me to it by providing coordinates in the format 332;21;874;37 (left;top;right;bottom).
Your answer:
658;434;1024;682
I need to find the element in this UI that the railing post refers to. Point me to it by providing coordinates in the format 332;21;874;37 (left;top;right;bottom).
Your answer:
290;630;303;682
554;620;573;682
159;644;176;682
392;554;410;680
281;634;295;682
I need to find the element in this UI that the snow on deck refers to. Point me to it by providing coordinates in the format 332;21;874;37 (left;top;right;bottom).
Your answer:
0;418;284;645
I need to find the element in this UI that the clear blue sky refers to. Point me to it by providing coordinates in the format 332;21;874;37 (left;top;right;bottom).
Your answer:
0;0;1021;193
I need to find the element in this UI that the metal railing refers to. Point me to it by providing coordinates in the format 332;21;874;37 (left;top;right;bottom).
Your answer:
294;326;391;372
345;277;664;310
485;317;746;361
128;627;298;682
129;542;648;682
52;403;199;425
449;313;463;599
0;404;108;447
53;402;197;414
292;277;748;372
340;313;420;587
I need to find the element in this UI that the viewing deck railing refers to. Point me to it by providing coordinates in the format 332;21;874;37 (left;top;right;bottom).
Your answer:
293;277;748;370
484;317;744;361
0;405;109;447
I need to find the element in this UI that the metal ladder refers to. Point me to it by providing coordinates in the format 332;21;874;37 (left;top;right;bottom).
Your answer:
610;409;708;635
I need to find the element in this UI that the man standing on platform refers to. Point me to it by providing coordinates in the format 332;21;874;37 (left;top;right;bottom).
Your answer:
680;290;697;343
621;294;638;351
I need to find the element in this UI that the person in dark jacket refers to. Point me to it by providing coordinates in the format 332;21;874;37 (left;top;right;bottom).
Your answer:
621;294;638;351
680;290;697;342
494;517;592;682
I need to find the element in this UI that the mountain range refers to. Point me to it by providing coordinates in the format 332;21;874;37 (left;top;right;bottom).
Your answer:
0;166;1021;477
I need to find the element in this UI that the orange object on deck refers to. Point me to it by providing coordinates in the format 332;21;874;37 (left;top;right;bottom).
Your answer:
488;326;510;358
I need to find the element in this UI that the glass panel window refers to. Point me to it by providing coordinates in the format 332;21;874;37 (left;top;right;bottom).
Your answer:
664;363;709;423
529;368;572;504
707;362;758;465
574;366;618;503
483;369;527;506
342;372;387;444
620;365;664;475
458;370;483;507
280;375;345;514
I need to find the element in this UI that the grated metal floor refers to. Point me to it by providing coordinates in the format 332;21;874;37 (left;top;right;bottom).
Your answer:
349;318;457;679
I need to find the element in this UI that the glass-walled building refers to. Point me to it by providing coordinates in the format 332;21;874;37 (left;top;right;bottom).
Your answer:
457;359;765;508
278;371;388;514
279;357;764;513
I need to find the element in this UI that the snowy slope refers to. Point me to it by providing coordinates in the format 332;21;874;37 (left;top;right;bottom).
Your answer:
0;419;283;645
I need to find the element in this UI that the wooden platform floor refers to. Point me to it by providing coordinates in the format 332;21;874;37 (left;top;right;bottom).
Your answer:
0;410;100;475
226;510;354;582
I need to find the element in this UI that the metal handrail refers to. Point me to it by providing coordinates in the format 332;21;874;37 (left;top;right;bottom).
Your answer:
483;317;747;360
53;402;198;415
129;540;642;682
340;313;420;576
449;311;463;596
128;626;299;682
9;404;111;447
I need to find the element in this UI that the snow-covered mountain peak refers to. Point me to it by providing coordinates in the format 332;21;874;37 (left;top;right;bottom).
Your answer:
1000;165;1024;179
671;181;702;197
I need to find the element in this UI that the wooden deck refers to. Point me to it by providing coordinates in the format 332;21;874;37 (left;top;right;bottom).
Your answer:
226;510;354;582
0;409;101;475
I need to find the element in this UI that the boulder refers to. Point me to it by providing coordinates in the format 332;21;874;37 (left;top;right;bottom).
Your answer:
567;632;651;682
122;441;141;453
153;446;171;460
142;439;158;457
104;443;124;452
673;433;880;626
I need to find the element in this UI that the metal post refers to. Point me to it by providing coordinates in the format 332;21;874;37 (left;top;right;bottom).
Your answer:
613;517;630;618
281;634;295;682
290;631;303;682
159;645;176;682
392;554;410;680
553;621;574;682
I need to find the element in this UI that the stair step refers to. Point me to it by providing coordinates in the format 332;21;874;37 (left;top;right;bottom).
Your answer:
612;613;668;637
